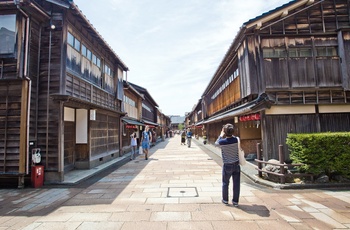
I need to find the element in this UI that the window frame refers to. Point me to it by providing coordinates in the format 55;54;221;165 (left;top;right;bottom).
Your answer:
0;13;17;58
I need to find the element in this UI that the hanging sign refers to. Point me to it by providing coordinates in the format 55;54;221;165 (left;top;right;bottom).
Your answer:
239;113;261;122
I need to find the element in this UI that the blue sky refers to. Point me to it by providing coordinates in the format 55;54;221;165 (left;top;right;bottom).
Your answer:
73;0;291;116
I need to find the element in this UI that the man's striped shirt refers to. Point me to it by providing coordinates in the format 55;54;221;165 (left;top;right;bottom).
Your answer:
215;136;239;164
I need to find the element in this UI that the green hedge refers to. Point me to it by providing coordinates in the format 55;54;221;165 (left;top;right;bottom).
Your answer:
286;132;350;178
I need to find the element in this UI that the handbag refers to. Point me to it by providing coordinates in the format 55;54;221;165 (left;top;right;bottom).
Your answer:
237;137;246;166
139;146;143;155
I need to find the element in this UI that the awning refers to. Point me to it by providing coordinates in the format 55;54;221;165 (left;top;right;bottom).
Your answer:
122;118;144;126
203;93;273;124
195;120;204;126
142;120;159;128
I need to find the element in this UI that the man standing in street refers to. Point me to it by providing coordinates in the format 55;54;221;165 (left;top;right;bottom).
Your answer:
214;123;241;207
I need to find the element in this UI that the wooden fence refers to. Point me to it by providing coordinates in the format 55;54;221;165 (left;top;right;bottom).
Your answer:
255;143;314;184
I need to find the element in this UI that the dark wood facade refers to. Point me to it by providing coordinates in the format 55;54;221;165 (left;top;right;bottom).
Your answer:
121;81;170;151
191;0;350;161
128;82;159;124
121;81;144;153
0;0;128;186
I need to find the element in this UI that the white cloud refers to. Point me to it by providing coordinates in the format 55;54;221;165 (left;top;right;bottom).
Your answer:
74;0;291;115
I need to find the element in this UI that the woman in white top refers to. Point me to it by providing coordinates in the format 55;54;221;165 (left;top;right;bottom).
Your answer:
130;130;138;160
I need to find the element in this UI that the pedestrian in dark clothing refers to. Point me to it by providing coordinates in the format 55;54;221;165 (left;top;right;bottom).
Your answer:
214;123;241;207
186;128;193;147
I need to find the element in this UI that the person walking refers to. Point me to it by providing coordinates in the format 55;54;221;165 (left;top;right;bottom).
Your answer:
180;129;186;145
186;128;193;148
141;125;152;160
130;130;138;160
214;123;241;207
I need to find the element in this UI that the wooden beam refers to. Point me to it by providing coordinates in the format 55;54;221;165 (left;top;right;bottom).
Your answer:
19;79;29;174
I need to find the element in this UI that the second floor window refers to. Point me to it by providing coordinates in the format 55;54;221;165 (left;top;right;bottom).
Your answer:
92;54;101;68
316;47;337;57
263;48;287;58
289;48;312;57
124;95;136;107
142;103;151;112
82;44;92;60
263;46;338;58
68;32;80;52
0;14;16;55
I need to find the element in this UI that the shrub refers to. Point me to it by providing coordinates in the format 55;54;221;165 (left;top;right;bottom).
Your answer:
286;132;350;179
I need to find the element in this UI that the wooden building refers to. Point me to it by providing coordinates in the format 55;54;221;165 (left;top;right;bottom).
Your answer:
121;81;144;154
186;99;204;138
121;80;170;152
192;0;350;161
0;0;128;186
157;108;171;141
128;82;161;140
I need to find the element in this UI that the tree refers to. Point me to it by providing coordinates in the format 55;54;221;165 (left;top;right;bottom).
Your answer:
178;123;184;130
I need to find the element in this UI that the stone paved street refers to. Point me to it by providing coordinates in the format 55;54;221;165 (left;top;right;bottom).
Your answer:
0;136;350;229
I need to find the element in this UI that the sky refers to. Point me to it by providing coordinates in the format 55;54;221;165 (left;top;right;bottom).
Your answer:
73;0;292;116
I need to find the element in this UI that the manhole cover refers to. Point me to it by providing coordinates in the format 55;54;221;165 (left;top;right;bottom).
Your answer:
167;187;198;197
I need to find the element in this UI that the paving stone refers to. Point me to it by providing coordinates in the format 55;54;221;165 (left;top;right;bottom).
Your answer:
24;221;82;230
319;208;350;224
150;211;191;221
167;221;214;230
309;212;347;229
211;220;260;230
76;221;123;230
164;204;201;212
191;211;234;221
256;219;296;230
121;221;167;230
109;211;151;221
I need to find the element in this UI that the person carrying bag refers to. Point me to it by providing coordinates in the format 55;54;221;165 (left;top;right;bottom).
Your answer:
214;123;242;207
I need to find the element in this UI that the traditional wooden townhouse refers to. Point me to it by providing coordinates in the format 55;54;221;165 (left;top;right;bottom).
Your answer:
156;108;171;141
186;99;204;138
121;80;144;154
0;0;128;187
128;82;160;140
194;0;350;160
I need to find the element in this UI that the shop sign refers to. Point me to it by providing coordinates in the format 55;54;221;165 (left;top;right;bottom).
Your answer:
239;113;261;122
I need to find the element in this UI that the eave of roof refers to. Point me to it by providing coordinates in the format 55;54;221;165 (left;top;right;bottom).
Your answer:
202;93;273;124
123;81;144;99
69;1;129;71
128;82;159;107
1;0;50;20
245;0;317;29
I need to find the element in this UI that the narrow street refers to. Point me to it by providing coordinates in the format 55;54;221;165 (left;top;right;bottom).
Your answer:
0;136;349;230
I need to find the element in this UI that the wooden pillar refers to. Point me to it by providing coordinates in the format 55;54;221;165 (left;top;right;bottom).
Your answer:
256;143;262;178
19;79;30;188
279;144;285;184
